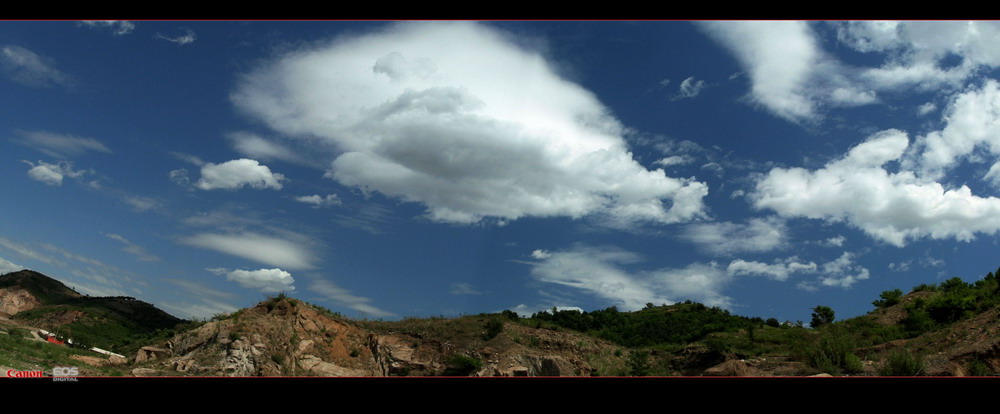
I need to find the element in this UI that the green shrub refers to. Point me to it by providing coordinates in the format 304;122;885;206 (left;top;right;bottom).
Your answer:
810;306;835;328
843;353;864;374
879;351;924;376
500;310;520;320
873;289;903;309
901;307;936;337
442;354;482;376
925;294;976;324
966;359;994;376
627;350;650;376
481;318;503;341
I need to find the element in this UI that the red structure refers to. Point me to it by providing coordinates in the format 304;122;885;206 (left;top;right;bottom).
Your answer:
46;336;64;345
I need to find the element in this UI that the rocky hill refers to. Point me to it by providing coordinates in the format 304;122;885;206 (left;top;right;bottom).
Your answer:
129;295;628;376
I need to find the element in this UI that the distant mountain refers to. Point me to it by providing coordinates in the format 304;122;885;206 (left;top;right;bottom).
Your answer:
0;269;82;305
0;269;185;353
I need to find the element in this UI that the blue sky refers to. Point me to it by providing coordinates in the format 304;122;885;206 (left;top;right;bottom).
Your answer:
4;21;1000;324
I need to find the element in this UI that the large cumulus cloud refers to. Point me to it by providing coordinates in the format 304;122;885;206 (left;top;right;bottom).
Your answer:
752;129;1000;246
232;22;707;225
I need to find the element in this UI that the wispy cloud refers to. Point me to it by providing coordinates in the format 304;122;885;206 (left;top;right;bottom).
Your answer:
157;28;196;45
0;237;65;267
1;45;72;88
673;76;706;100
79;20;135;36
309;278;395;318
334;203;396;235
529;244;733;310
227;132;310;166
104;233;161;262
13;130;112;158
181;232;316;270
449;282;481;295
680;217;787;256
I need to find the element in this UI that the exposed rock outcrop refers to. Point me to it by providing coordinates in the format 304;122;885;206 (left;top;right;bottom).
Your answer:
0;287;41;316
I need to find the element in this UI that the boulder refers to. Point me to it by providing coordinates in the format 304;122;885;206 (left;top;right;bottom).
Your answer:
135;346;171;363
131;368;160;377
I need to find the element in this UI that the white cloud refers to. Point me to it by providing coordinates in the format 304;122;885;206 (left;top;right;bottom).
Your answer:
14;130;112;158
838;21;1000;91
80;21;135;36
912;80;1000;181
726;258;817;281
181;232;315;269
194;159;285;191
232;22;708;226
529;245;733;310
917;102;937;116
309;279;395;318
530;249;551;259
212;267;295;293
701;22;1000;124
1;45;72;88
22;160;91;186
829;87;877;106
674;76;706;100
157;28;196;45
752;128;1000;246
888;261;911;272
818;252;870;288
680;216;787;256
449;282;481;295
169;168;190;185
698;21;830;122
821;236;846;247
0;256;25;274
295;194;342;208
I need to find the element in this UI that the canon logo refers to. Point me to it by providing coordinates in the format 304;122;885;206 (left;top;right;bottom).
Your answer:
6;369;45;378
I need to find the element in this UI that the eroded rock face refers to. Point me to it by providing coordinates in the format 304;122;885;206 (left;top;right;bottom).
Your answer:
0;287;41;316
222;339;259;377
519;355;581;376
